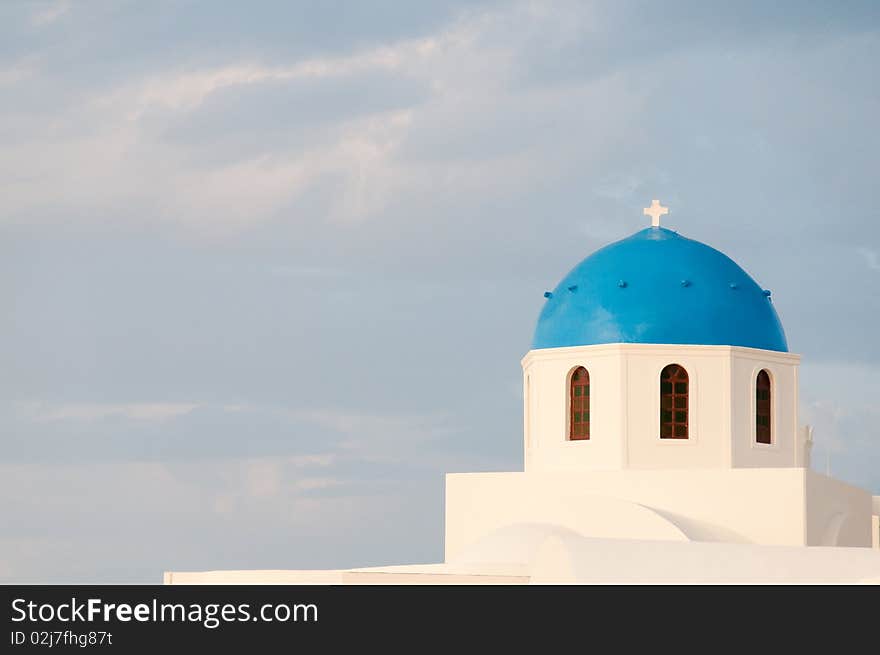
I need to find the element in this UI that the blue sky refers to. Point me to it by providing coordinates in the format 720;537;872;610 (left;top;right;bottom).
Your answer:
1;0;879;582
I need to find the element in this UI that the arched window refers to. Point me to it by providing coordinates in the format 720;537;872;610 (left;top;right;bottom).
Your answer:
660;364;689;439
569;367;590;440
756;370;771;444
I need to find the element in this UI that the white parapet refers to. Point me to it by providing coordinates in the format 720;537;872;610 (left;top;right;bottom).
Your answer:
445;467;874;560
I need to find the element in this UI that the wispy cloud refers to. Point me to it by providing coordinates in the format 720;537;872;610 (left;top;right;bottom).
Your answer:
23;402;199;422
30;0;70;27
0;456;437;581
5;400;454;465
112;38;438;118
0;3;584;232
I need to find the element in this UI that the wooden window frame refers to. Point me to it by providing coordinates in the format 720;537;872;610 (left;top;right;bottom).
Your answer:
569;366;590;441
756;369;772;445
660;364;689;439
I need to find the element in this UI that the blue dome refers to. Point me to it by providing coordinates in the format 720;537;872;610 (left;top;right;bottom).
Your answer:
533;227;788;351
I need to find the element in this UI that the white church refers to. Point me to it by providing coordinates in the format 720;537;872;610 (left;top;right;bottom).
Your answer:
167;201;880;584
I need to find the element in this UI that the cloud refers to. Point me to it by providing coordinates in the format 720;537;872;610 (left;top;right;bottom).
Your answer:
0;2;638;233
23;402;199;422
30;1;70;27
1;399;455;464
0;456;445;582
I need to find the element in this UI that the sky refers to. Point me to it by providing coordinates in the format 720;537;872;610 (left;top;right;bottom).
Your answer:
1;0;879;582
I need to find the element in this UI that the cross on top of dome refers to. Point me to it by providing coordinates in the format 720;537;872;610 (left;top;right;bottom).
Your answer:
644;199;669;227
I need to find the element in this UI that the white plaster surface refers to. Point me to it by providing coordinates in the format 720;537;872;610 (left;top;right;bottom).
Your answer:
522;344;801;473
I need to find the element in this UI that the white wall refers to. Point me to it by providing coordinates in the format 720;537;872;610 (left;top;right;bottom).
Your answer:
445;467;875;559
446;468;807;559
729;348;800;468
522;344;802;472
522;345;625;471
623;346;728;470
